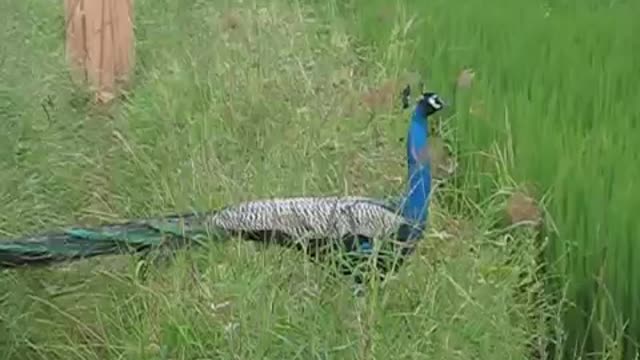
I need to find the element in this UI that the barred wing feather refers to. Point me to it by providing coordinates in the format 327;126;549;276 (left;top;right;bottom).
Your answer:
209;196;410;242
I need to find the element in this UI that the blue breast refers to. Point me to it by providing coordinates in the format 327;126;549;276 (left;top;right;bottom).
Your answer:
401;106;432;239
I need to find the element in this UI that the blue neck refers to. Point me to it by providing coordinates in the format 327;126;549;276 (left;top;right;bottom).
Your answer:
401;105;432;238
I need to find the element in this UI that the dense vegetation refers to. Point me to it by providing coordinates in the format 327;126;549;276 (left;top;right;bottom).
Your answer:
1;0;638;358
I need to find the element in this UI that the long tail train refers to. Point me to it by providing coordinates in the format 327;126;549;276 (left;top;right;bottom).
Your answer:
0;212;216;268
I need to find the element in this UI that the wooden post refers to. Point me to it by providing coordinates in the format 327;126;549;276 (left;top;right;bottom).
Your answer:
64;0;135;103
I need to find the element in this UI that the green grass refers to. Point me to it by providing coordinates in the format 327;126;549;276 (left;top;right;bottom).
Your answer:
329;0;640;358
0;0;636;359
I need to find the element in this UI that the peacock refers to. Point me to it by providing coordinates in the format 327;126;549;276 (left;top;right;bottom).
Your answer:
0;90;444;284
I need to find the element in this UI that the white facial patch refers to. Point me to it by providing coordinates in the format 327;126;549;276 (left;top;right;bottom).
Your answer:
427;95;442;109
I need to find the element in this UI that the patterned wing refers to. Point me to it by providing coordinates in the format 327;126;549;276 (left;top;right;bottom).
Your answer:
208;196;410;243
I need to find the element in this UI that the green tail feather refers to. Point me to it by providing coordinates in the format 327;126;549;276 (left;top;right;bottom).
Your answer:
0;213;223;268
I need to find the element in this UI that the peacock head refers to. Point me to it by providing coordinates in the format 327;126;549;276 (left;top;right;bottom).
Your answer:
401;84;444;117
417;92;444;116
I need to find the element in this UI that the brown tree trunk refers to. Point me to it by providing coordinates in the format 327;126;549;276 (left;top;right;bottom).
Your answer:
64;0;135;103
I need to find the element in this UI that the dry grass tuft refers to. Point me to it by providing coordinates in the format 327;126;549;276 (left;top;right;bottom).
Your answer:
505;190;542;227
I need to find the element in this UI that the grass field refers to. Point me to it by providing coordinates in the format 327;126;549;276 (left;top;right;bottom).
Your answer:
0;0;638;359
